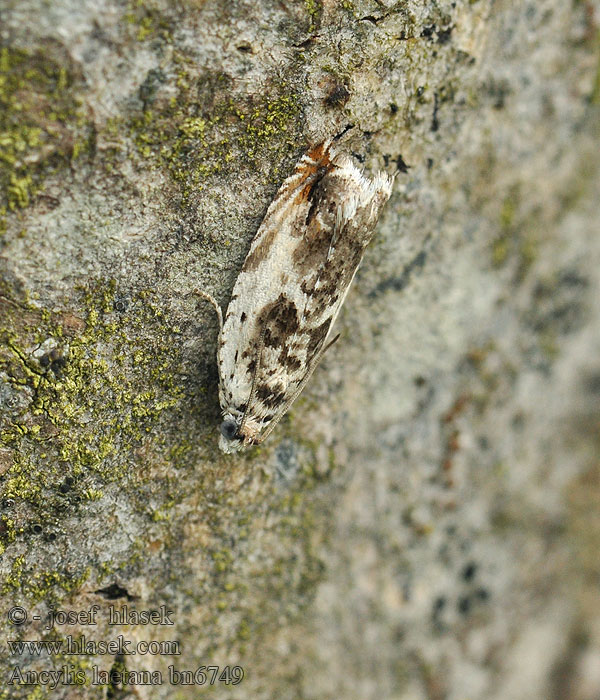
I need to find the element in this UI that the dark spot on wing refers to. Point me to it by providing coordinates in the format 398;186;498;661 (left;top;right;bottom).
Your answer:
259;295;301;348
292;220;335;275
291;167;372;282
296;165;331;206
305;196;319;228
238;296;306;391
312;293;340;318
300;280;311;295
256;383;287;408
285;356;302;372
240;312;246;322
243;142;334;271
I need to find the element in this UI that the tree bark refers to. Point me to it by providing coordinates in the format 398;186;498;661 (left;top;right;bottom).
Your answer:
1;0;599;698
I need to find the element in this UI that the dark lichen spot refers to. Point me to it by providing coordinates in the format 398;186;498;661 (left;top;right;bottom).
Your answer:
368;245;428;298
138;68;166;108
59;477;74;494
39;348;67;376
395;154;410;174
420;23;453;43
436;26;453;44
584;371;600;395
458;595;471;615
462;562;477;582
431;92;440;132
95;583;137;601
113;297;129;313
475;587;490;601
274;439;300;483
108;654;128;697
325;84;350;108
433;596;446;612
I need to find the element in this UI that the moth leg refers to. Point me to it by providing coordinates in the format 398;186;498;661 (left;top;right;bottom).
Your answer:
194;288;224;338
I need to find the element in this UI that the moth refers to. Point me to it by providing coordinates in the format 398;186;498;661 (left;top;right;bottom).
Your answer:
201;140;393;453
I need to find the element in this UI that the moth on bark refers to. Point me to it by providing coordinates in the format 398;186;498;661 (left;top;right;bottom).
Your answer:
201;140;393;453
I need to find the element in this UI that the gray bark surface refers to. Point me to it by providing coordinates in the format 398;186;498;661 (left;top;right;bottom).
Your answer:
1;0;599;698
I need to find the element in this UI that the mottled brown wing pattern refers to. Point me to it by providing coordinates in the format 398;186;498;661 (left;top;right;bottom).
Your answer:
216;141;393;453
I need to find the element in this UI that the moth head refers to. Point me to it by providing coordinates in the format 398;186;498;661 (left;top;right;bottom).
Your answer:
218;415;244;453
220;418;238;440
218;413;264;453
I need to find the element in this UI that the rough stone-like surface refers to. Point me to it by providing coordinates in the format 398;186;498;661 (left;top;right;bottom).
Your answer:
1;0;599;698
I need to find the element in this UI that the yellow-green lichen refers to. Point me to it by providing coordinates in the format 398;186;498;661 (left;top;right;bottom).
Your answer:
1;553;90;601
0;280;189;598
123;0;173;43
491;234;509;267
0;45;93;233
591;60;600;105
0;516;16;555
304;0;322;31
491;186;537;277
128;59;302;203
2;276;336;676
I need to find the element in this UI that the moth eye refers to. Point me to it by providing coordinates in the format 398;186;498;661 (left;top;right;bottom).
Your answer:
220;420;238;440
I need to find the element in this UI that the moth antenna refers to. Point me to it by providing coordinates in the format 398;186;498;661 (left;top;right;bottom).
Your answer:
321;332;341;354
195;289;224;340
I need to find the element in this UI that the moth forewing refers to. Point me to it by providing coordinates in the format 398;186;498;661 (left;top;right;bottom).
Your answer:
215;142;393;453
